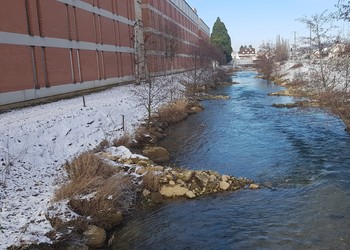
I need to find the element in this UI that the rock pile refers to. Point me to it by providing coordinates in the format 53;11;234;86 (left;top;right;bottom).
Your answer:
98;146;255;202
51;146;256;249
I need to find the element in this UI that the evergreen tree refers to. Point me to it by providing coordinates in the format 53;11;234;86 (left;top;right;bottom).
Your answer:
210;17;233;63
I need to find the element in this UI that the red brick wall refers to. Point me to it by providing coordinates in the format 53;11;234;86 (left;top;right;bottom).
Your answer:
45;48;72;86
104;52;118;78
80;50;98;82
76;8;95;43
0;44;34;92
0;0;209;104
100;16;115;45
0;0;28;35
39;0;69;39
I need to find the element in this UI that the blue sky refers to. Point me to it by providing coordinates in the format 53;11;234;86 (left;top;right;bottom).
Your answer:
186;0;345;51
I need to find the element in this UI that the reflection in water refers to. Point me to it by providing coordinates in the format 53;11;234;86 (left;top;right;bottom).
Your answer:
110;70;350;250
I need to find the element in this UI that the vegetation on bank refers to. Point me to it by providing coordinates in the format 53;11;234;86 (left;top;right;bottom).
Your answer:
254;3;350;131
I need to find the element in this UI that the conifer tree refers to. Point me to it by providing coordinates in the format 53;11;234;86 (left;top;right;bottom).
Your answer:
210;17;233;63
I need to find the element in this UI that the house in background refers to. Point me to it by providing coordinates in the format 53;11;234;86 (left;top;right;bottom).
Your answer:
238;45;256;58
233;45;256;67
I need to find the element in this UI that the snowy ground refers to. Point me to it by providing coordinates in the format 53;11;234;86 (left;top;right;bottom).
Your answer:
0;77;183;248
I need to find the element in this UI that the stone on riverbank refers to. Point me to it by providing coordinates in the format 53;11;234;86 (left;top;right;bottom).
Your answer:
219;181;230;191
83;225;106;249
142;146;170;163
160;185;190;198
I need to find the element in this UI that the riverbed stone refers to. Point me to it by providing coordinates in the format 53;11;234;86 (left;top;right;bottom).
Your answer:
136;166;147;175
123;159;133;165
219;181;230;191
221;175;230;182
195;172;210;187
186;191;196;199
176;179;186;186
142;146;170;163
249;183;260;189
93;211;123;230
150;165;164;172
137;160;149;167
189;106;203;114
150;192;163;203
142;189;151;197
83;225;106;248
160;185;189;198
180;170;194;182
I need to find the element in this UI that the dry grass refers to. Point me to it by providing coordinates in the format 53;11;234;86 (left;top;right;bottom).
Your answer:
94;139;110;152
156;99;189;124
54;153;116;201
290;63;303;69
113;132;132;147
142;171;161;192
69;175;136;215
53;152;137;232
54;152;137;229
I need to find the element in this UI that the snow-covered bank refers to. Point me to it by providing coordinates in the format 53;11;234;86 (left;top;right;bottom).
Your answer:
0;78;181;248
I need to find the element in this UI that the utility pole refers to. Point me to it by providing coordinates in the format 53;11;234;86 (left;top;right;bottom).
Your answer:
293;31;297;60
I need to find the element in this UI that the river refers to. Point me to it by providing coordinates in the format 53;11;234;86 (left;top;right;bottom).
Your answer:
110;70;350;249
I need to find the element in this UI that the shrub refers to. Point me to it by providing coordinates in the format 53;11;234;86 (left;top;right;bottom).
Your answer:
113;132;132;147
94;139;109;152
156;99;189;124
69;175;136;215
55;153;114;201
290;63;303;69
54;152;138;229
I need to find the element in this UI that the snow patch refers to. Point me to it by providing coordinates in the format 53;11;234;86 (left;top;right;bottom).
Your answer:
0;76;184;248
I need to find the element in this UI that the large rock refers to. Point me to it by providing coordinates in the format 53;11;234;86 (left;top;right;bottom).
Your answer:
83;225;106;248
93;211;123;230
188;106;203;114
219;181;230;191
194;171;210;188
160;185;189;198
176;170;193;182
186;191;196;199
142;146;170;163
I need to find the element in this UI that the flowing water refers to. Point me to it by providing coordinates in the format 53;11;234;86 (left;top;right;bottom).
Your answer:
111;70;350;249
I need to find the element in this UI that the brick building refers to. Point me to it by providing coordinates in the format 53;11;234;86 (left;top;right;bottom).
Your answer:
0;0;210;105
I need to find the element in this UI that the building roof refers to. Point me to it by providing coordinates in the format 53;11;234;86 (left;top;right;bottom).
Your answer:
239;45;256;55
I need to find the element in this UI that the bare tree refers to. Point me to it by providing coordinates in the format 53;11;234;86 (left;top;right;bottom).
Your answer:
180;39;225;97
132;21;170;129
162;22;180;76
275;35;290;62
132;79;169;129
256;41;276;79
337;0;350;21
298;11;337;89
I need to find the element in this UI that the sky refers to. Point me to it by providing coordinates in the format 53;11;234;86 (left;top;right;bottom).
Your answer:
186;0;347;51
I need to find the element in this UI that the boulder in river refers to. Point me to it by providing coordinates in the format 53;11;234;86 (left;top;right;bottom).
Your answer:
160;185;190;198
142;146;170;163
83;225;106;248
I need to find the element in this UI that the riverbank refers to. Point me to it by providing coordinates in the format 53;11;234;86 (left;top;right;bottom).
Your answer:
259;60;350;131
